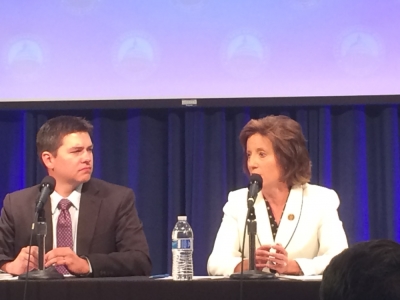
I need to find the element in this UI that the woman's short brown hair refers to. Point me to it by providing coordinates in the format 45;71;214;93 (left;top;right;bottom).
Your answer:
239;115;311;186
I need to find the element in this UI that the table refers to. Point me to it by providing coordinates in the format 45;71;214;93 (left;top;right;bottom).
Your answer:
0;277;321;300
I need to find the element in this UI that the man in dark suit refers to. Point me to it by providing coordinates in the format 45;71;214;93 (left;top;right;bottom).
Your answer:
0;116;151;277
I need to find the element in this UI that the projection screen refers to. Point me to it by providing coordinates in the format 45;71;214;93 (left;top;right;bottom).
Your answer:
0;0;399;107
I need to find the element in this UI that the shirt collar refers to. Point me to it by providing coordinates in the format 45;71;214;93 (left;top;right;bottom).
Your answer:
51;184;83;214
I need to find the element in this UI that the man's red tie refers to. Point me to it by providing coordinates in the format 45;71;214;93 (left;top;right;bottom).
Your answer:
55;199;73;275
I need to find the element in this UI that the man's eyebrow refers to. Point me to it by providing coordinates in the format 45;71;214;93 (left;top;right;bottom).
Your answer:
69;146;84;150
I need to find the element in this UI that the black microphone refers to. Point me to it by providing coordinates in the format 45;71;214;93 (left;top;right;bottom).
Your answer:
35;176;56;212
247;174;263;208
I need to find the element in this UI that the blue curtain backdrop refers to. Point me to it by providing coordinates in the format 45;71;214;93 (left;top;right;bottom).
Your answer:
0;104;399;275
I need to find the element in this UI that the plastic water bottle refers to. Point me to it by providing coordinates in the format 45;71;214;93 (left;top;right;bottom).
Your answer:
171;216;193;280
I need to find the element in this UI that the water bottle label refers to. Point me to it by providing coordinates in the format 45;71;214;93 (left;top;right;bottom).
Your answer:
180;239;191;249
172;239;192;249
172;240;178;249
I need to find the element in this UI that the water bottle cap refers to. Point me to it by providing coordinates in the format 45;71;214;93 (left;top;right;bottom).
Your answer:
177;216;187;221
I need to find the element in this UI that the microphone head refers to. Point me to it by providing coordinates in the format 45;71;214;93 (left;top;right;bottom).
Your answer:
249;173;263;187
40;176;56;193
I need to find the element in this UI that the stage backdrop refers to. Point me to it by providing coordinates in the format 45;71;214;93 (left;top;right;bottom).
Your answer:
0;104;399;275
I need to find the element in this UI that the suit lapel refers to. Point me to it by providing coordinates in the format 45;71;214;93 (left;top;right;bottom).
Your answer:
76;180;101;255
254;192;274;246
275;185;303;248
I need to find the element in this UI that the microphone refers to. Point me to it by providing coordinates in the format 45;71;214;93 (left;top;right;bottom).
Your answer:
35;176;56;212
19;175;63;280
247;174;263;208
230;172;274;280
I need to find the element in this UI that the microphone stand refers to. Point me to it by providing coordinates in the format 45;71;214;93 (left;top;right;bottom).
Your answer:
19;209;64;280
230;205;275;280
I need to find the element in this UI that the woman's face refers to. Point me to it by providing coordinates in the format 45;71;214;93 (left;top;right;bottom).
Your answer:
246;133;282;189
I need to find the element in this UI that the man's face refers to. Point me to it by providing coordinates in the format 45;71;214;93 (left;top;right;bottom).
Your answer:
46;132;93;187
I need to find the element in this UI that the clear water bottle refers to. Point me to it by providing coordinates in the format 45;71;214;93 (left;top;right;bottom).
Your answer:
171;216;193;280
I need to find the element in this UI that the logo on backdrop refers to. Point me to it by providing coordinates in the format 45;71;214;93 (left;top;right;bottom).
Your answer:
7;39;44;82
114;34;157;81
222;32;269;80
61;0;100;15
335;30;384;77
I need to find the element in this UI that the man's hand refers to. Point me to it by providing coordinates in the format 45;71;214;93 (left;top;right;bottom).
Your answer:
44;247;89;275
1;246;39;275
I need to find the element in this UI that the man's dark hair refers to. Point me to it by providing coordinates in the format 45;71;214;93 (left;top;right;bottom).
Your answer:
36;116;93;160
321;239;400;300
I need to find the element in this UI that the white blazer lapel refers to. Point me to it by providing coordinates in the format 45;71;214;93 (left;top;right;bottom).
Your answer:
275;185;304;248
254;191;274;247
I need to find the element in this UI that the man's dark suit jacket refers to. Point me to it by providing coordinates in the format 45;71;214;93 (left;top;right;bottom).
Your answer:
0;178;151;277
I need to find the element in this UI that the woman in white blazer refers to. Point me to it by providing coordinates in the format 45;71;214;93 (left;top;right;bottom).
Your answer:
207;115;348;276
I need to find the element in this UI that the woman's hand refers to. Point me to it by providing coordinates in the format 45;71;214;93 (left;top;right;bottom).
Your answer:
255;243;288;272
256;243;302;274
264;243;289;273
